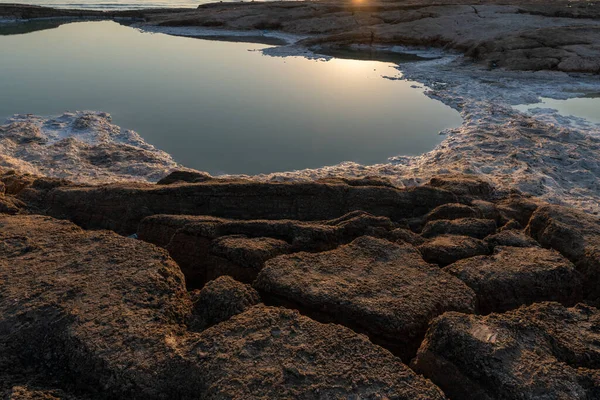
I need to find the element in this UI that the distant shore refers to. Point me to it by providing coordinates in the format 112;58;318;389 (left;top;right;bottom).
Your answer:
2;0;600;73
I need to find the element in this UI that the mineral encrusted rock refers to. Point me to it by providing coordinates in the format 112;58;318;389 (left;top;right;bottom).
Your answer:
413;302;600;400
444;246;583;313
254;236;476;360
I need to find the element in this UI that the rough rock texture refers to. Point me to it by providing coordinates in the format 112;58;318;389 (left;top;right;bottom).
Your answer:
413;302;600;400
527;205;600;300
156;170;213;185
138;211;396;288
255;236;476;360
444;246;583;313
0;214;450;399
421;218;497;239
193;305;448;399
189;276;261;331
136;0;600;73
418;235;490;266
485;229;540;248
425;203;482;222
0;214;199;399
389;227;426;246
39;180;455;234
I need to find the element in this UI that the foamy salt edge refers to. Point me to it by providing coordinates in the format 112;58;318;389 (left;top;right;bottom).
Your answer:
2;25;600;213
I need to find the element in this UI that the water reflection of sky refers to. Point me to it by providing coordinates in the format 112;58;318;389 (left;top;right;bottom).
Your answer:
0;21;462;175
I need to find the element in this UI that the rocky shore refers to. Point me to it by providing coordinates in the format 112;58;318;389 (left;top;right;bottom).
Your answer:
1;169;600;398
2;0;600;72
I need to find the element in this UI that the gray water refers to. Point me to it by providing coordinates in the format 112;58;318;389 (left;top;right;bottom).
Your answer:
0;20;463;175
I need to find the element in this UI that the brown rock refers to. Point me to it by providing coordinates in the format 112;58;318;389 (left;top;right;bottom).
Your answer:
254;236;476;360
444;246;583;313
138;211;396;288
527;205;600;300
485;229;539;248
156;170;213;185
413;302;600;400
189;276;260;331
195;305;448;399
425;203;482;222
421;218;497;239
42;181;456;234
418;235;490;266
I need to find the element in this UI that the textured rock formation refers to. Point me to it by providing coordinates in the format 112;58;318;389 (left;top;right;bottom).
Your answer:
39;180;455;234
418;235;490;266
444;246;583;313
194;306;448;399
255;236;476;360
138;211;396;287
485;229;540;248
0;214;449;399
413;302;600;400
425;203;482;222
189;276;261;330
527;205;600;300
421;218;497;239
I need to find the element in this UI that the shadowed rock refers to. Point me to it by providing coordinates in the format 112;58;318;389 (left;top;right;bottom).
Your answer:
39;181;456;234
527;205;600;300
413;302;600;400
156;170;213;185
444;246;583;313
421;218;497;239
254;236;476;360
0;215;200;398
425;203;482;222
485;229;540;248
389;227;426;246
138;211;396;288
418;235;490;266
189;276;261;331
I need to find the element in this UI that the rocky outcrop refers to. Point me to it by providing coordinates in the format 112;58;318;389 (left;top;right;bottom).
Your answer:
193;305;448;399
485;229;540;248
39;180;456;234
189;276;261;330
0;213;449;399
0;214;198;398
413;302;600;400
254;236;476;360
138;211;397;287
421;218;497;239
418;235;490;266
527;205;600;300
444;246;583;313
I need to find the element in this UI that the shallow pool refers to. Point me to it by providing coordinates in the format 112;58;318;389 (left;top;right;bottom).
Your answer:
0;20;462;175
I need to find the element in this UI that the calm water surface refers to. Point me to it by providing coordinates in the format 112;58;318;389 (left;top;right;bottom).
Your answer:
0;21;462;175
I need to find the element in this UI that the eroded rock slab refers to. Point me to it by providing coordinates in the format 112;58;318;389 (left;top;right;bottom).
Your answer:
418;235;490;266
138;211;397;287
527;204;600;300
189;275;261;331
254;236;476;360
413;302;600;400
444;246;583;313
40;180;456;234
194;305;448;399
0;215;198;398
421;218;497;239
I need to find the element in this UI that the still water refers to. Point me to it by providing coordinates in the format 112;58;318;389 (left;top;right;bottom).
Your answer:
0;21;462;175
0;0;221;10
